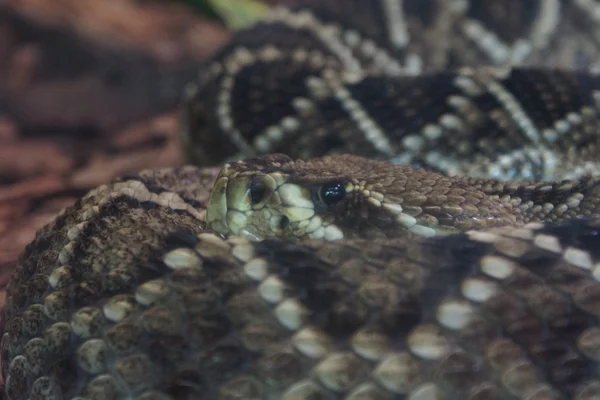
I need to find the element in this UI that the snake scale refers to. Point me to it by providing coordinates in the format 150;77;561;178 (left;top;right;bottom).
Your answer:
6;1;600;399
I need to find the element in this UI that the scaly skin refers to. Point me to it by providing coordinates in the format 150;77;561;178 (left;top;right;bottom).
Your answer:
181;2;600;179
6;1;600;399
206;153;600;241
3;165;600;399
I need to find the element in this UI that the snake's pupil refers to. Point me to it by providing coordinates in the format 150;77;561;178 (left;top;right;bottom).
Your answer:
320;182;345;206
249;177;267;204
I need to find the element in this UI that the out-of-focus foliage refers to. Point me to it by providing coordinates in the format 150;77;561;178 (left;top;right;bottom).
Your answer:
177;0;268;29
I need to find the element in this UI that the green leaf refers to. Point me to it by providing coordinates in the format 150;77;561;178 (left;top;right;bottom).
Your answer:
207;0;268;29
172;0;225;23
155;0;266;28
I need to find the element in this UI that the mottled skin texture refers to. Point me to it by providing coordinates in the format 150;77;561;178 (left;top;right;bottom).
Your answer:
6;1;600;399
4;168;600;399
181;1;600;181
1;167;219;400
207;153;600;241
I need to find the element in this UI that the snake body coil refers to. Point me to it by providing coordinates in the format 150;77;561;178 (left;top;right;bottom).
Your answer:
5;1;600;399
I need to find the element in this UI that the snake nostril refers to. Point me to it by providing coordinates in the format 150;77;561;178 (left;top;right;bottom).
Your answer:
279;216;290;231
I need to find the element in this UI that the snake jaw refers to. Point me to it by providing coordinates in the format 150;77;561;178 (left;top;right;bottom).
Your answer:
207;173;272;239
206;155;553;241
207;160;463;240
206;176;230;235
206;169;348;240
206;170;324;239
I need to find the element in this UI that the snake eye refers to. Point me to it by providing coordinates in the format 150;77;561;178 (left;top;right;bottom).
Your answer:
318;182;346;206
248;176;269;205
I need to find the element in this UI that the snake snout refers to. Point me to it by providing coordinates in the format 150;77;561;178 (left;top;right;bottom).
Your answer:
206;167;350;240
206;173;281;240
206;176;231;236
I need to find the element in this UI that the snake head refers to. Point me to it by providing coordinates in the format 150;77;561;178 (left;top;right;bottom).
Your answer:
206;153;349;240
206;154;520;241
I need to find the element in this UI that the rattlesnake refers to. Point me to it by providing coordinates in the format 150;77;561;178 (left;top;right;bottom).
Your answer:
4;1;600;399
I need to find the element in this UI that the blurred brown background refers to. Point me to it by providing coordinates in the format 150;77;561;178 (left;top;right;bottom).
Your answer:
0;0;241;313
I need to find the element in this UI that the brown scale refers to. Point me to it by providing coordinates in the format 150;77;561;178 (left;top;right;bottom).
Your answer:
184;0;600;180
2;164;600;398
212;154;600;240
7;1;600;399
0;167;220;399
194;62;600;180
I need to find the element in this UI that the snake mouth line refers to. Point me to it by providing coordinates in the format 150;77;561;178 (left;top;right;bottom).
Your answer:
205;154;541;241
206;172;350;241
205;171;449;241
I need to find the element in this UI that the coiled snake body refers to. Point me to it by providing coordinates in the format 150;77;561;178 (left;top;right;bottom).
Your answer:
5;1;600;399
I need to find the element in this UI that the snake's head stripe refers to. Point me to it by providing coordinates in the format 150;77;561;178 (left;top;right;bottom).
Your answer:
206;153;527;240
207;153;349;240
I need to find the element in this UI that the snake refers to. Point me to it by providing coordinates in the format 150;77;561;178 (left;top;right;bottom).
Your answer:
5;1;600;399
